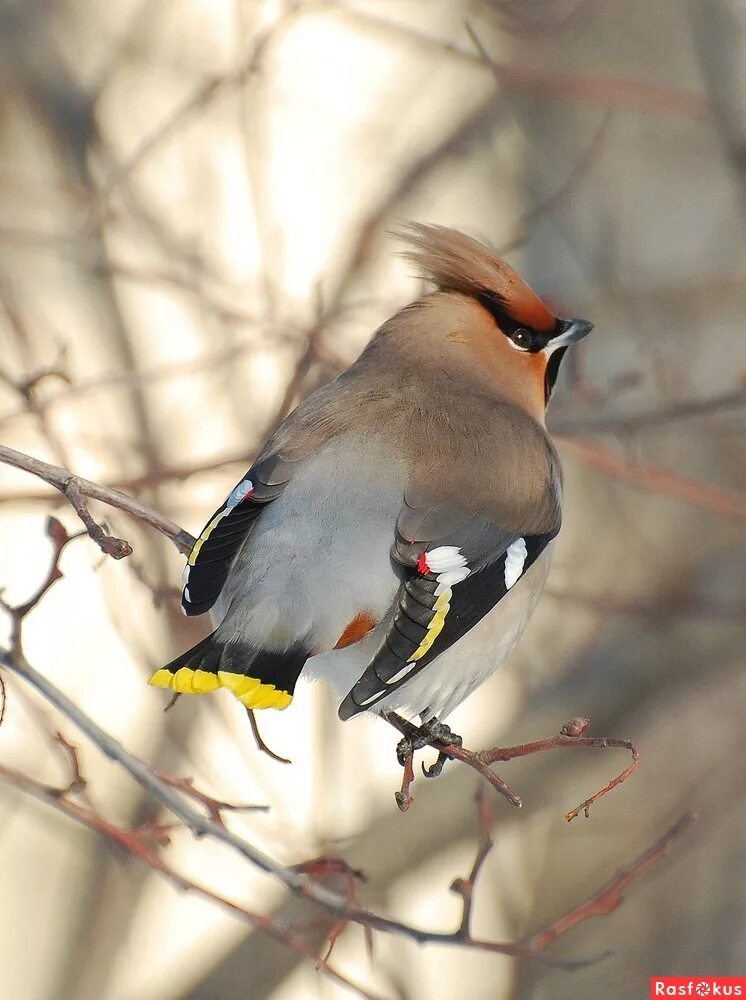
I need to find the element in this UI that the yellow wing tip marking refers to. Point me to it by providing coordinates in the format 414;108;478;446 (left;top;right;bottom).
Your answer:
409;588;452;663
188;511;228;566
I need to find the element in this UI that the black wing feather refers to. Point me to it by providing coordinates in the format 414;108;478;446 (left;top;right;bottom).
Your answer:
181;456;298;616
338;499;558;718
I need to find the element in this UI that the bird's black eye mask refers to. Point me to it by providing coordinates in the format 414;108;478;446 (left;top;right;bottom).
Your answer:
477;292;571;402
476;292;563;353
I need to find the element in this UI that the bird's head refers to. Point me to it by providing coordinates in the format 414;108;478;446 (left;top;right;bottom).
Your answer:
396;223;593;418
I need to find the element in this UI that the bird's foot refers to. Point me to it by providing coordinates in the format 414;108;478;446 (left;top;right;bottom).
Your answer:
395;717;463;777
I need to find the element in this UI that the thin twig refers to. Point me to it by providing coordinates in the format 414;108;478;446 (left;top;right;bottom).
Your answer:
52;731;88;797
386;713;522;809
522;811;700;951
386;715;639;820
495;110;614;257
395;752;416;812
1;645;668;969
0;516;73;658
552;385;746;435
464;22;711;119
291;857;369;966
451;788;495;938
558;436;746;521
149;768;269;826
64;479;133;559
246;708;292;765
0;445;195;554
0;757;384;1000
334;8;712;119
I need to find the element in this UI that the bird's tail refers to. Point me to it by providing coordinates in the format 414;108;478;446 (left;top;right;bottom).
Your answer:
148;629;308;710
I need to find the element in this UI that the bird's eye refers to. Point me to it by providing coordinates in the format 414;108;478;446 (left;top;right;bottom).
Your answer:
510;328;532;351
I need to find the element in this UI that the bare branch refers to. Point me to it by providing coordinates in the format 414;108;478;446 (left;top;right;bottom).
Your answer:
522;811;700;951
0;445;195;554
386;715;639;820
0;516;73;660
0;465;695;976
148;768;269;827
463;22;711;119
334;10;712;119
558;436;746;521
552;385;746;435
0;754;384;1000
450;788;495;939
63;479;132;559
395;752;416;813
2;643;680;970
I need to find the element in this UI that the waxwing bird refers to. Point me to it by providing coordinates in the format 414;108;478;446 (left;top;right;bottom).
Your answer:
150;224;592;751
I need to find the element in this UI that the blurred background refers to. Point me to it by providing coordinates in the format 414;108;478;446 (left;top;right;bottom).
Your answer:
0;1;745;998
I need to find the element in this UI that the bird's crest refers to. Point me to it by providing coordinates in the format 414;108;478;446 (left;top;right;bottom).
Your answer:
396;222;556;332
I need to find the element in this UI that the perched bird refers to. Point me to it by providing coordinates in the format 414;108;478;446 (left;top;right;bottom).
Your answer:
150;224;592;752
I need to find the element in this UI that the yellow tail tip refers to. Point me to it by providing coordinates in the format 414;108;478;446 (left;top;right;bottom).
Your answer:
148;667;292;709
148;668;174;689
219;671;293;710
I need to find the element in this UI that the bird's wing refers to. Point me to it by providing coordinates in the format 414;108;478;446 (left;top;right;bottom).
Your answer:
181;453;301;616
180;367;385;618
338;468;561;719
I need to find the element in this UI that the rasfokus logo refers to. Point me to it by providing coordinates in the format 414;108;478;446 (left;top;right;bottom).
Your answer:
650;978;745;997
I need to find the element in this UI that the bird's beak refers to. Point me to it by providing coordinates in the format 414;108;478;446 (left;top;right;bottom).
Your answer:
549;318;594;347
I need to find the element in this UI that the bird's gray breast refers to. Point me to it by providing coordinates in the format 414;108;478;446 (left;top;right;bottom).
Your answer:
212;434;406;652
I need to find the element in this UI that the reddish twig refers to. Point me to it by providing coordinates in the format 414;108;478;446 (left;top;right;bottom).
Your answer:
450;788;495;938
558;436;746;521
0;757;384;1000
552;385;746;435
52;730;88;797
482;717;640;822
386;715;639;820
464;23;711;119
546;585;746;622
246;708;292;765
0;516;73;660
522;811;700;951
1;644;696;972
395;751;416;812
149;768;269;827
291;857;369;965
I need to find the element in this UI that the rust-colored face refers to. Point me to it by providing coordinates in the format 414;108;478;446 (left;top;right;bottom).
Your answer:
464;296;593;419
397;223;592;415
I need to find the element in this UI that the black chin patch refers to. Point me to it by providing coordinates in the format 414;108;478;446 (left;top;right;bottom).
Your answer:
544;346;567;403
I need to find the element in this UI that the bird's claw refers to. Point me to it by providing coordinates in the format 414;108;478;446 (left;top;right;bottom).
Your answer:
422;751;450;778
396;720;463;775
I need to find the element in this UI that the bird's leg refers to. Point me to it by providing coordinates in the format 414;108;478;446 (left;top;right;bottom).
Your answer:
386;712;463;774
